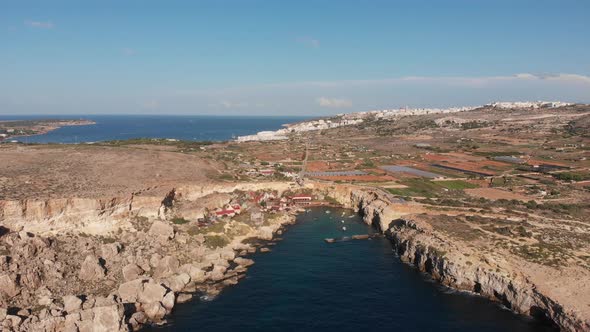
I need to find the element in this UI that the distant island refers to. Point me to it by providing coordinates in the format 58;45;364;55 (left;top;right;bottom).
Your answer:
0;119;95;141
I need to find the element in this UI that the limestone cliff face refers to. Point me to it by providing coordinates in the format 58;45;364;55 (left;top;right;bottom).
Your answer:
0;196;144;235
311;182;417;231
0;181;294;236
342;186;588;332
388;219;588;332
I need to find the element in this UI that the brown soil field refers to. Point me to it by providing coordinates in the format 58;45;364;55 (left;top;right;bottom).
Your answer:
465;188;532;201
314;174;396;182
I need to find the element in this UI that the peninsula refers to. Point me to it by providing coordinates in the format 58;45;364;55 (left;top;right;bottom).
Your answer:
0;119;95;142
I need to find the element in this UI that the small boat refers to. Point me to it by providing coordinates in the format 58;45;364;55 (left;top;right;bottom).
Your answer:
325;210;331;214
341;220;345;223
342;226;347;231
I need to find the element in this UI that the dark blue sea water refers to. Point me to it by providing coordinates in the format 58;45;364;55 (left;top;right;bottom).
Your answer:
0;115;309;143
147;208;555;332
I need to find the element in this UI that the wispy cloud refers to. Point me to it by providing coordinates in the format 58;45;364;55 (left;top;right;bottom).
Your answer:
172;73;590;98
24;20;54;29
316;97;352;108
296;36;320;48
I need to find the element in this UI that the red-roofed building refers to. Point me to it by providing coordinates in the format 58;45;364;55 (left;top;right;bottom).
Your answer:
290;194;313;205
215;208;236;217
291;194;312;201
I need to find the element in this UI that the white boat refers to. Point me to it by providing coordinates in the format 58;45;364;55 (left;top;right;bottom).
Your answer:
325;210;331;214
341;220;345;223
342;226;347;231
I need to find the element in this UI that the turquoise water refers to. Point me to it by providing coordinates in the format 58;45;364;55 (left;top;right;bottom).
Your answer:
0;115;309;143
147;207;555;332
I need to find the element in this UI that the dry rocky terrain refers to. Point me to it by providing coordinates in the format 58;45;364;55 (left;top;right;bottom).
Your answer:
1;103;589;331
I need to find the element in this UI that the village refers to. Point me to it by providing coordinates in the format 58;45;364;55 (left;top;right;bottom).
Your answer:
192;189;330;229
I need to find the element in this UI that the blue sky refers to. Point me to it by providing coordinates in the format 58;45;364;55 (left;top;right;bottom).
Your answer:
1;0;589;115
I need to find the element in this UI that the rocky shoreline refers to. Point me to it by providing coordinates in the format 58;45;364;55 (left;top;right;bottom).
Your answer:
1;182;588;331
0;182;299;331
343;186;589;332
0;211;297;331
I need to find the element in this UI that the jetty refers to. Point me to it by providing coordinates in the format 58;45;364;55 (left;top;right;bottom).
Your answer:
324;234;382;243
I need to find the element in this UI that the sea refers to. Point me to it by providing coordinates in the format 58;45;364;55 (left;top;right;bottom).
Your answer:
146;208;556;332
0;115;310;143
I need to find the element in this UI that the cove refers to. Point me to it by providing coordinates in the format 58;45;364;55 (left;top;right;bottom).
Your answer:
147;207;556;332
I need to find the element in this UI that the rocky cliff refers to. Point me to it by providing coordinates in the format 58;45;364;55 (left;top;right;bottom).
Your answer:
339;185;589;332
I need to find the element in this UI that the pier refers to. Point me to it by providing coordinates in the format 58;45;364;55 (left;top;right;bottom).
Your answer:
324;234;383;243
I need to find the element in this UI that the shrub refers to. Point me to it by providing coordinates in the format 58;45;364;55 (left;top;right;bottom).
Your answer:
171;217;191;225
204;235;230;249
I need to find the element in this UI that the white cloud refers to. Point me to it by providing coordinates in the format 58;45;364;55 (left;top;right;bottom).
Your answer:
316;97;352;108
296;36;320;48
24;20;54;29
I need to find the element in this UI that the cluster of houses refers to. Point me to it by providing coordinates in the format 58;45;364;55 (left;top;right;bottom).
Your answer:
205;191;315;225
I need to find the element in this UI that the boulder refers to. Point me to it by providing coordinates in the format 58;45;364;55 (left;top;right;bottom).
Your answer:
90;304;127;332
179;264;206;283
0;274;20;298
149;253;162;268
161;292;175;311
100;242;122;261
257;226;274;240
165;273;191;293
118;279;145;303
213;258;230;268
63;295;83;313
4;314;22;329
176;293;193;303
148;221;174;242
122;264;144;282
143;302;166;321
219;249;236;261
208;265;227;282
129;311;147;331
138;282;167;304
234;257;255;267
38;295;53;306
79;256;106;281
153;256;179;278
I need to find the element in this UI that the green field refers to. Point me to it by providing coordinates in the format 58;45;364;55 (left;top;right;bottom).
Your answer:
434;180;479;190
386;179;479;198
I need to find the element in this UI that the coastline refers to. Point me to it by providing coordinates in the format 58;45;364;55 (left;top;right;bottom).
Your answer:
339;185;589;332
0;179;586;331
0;120;96;142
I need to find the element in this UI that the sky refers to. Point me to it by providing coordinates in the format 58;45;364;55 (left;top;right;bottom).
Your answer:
1;0;589;116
